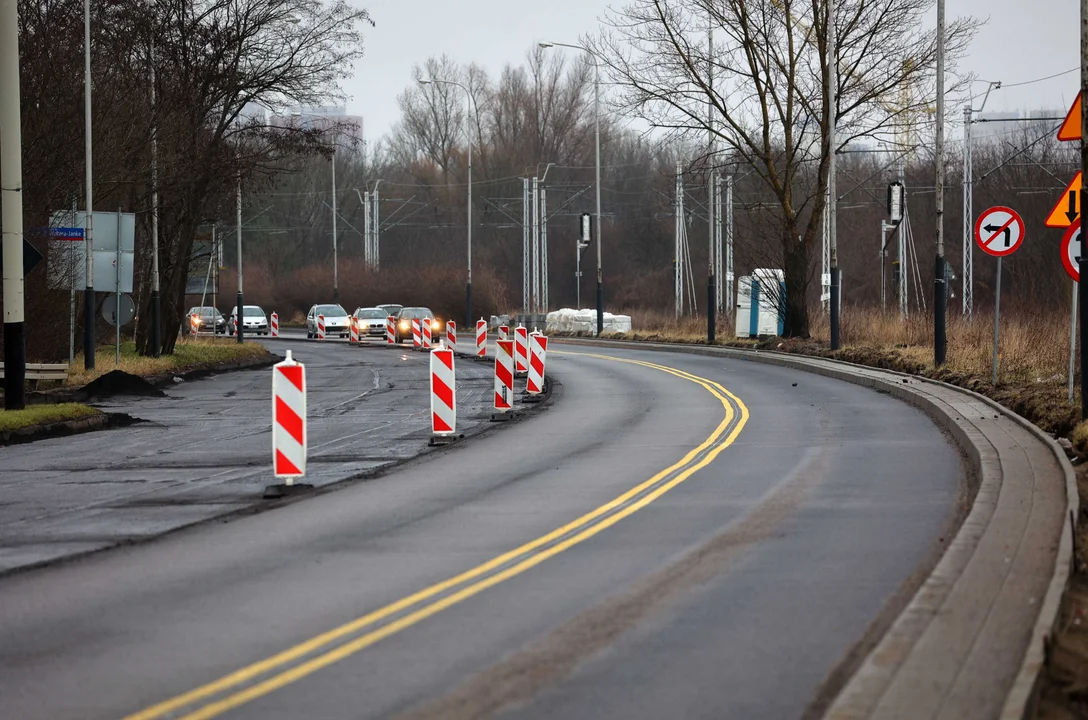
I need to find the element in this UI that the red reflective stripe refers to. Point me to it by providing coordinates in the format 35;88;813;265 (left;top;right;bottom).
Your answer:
530;354;544;373
275;396;305;445
433;412;453;433
496;363;513;388
275;449;302;476
278;365;304;392
494;391;510;409
435;349;454;371
432;374;454;409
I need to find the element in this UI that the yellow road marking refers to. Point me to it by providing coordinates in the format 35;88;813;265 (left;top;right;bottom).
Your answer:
124;352;749;720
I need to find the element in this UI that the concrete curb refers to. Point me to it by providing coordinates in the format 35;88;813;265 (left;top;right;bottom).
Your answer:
553;337;1074;720
0;411;138;446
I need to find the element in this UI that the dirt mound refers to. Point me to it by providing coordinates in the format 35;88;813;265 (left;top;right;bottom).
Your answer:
81;370;166;399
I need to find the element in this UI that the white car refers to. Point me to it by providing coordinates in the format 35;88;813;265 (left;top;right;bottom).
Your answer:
352;307;389;338
228;305;269;335
307;304;351;338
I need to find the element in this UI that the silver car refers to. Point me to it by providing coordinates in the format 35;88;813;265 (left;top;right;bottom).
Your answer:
352;307;389;338
229;305;269;335
307;303;351;338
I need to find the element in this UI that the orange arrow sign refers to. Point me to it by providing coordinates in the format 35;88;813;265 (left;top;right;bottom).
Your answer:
1046;172;1082;228
1058;93;1081;141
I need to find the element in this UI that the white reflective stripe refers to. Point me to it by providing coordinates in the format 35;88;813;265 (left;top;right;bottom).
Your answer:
430;349;456;434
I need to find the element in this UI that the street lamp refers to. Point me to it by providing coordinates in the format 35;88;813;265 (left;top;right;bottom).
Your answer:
419;77;475;327
540;41;603;336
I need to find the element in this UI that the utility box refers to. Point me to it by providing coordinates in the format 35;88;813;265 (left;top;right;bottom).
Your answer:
735;268;785;338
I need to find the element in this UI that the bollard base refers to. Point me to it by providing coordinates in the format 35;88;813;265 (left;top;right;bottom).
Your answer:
490;411;516;422
522;394;544;404
474;355;488;362
429;433;464;447
263;482;315;500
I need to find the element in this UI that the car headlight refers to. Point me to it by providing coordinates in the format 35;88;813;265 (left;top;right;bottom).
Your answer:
431;320;440;330
399;321;409;330
193;317;202;325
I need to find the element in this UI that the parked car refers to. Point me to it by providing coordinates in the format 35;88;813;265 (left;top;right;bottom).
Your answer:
229;305;269;335
186;306;227;334
352;307;390;338
376;303;403;317
306;304;351;338
393;307;439;344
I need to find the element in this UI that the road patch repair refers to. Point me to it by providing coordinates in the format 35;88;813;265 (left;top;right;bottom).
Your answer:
554;337;1073;720
0;338;553;576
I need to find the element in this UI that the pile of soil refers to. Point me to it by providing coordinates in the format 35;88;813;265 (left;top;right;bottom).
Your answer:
80;370;166;400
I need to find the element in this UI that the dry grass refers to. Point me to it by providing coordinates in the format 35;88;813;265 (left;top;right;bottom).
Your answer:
614;306;1072;384
67;337;269;386
0;403;100;432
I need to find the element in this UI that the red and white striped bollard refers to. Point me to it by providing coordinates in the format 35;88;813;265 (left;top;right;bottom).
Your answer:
498;325;509;342
422;317;432;350
527;333;548;396
430;344;456;438
412;317;422;350
272;350;307;481
514;325;529;375
317;314;326;341
349;318;359;345
189;313;198;336
476;318;487;357
493;339;514;416
270;312;279;338
446;320;457;354
386;316;396;346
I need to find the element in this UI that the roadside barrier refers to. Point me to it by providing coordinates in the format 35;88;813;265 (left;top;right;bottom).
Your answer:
498;325;509;341
412;318;421;350
430;344;456;438
270;312;279;338
189;313;198;336
317;314;326;341
272;350;306;480
446;320;457;354
476;318;487;357
422;317;433;350
386;316;396;346
527;333;548;396
231;316;237;336
514;325;529;375
493;339;514;416
349;318;359;345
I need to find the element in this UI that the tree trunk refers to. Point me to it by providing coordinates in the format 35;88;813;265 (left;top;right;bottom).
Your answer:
781;223;810;338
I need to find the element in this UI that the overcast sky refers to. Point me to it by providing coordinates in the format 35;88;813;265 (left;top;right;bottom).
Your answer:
346;0;1081;142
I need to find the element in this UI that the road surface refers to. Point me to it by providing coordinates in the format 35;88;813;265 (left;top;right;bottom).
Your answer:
0;331;500;574
0;342;963;719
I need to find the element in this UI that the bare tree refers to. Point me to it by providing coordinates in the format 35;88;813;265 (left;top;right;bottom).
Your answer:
591;0;976;336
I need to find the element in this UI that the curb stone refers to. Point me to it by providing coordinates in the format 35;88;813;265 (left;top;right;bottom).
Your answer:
554;337;1074;720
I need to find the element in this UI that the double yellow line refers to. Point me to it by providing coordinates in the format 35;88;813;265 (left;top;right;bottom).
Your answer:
123;352;749;720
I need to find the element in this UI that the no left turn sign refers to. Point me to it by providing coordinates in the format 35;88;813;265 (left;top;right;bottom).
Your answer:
1063;224;1082;282
974;206;1026;257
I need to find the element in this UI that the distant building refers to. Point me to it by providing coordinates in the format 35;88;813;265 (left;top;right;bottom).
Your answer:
270;106;364;145
973;108;1062;143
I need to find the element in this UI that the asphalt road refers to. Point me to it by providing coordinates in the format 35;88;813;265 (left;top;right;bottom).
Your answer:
0;331;500;574
0;342;963;719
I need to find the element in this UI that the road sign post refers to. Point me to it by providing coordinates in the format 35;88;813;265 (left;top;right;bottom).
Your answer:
974;206;1026;385
1062;224;1082;403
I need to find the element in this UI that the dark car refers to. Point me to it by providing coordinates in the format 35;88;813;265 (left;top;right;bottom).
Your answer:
376;303;403;317
393;307;439;344
186;306;227;335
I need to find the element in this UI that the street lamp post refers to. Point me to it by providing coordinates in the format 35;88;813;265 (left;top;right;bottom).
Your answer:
82;0;95;369
236;173;243;344
419;78;474;327
1;0;27;409
541;42;603;336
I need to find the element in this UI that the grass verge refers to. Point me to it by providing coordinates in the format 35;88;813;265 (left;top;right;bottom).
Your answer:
0;403;101;432
66;338;270;387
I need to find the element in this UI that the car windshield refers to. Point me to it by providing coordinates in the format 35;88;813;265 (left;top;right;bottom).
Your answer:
243;307;264;317
316;304;348;316
356;309;386;319
399;307;433;318
378;304;402;314
190;307;216;317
